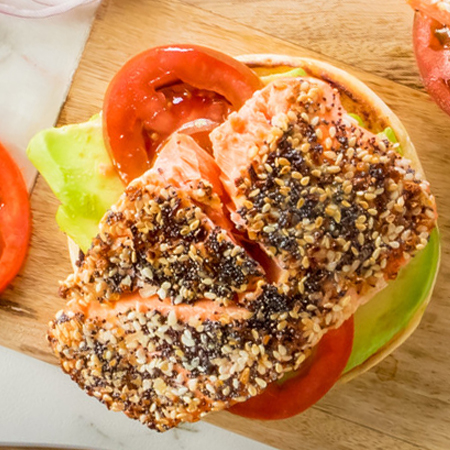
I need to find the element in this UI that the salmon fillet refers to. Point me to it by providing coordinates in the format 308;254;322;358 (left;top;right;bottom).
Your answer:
211;77;436;298
49;77;437;431
59;134;264;308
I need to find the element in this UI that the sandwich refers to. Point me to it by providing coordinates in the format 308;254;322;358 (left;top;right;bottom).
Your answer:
27;45;439;431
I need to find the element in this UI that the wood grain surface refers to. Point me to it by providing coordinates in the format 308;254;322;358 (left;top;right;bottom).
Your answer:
1;0;450;449
186;0;423;90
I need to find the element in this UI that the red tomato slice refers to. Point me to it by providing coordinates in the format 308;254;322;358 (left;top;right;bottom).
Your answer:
0;142;31;294
229;316;354;420
408;0;450;26
103;44;263;184
413;11;450;116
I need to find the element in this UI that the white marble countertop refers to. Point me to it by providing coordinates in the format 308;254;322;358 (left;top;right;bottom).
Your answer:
0;3;273;449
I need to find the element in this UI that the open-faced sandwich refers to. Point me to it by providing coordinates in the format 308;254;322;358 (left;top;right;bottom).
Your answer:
27;45;439;431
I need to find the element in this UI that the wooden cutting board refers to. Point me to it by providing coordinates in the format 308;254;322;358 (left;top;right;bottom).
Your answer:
2;0;450;449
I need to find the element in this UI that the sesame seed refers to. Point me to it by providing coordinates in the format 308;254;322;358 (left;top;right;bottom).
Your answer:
248;385;258;396
255;377;267;389
311;116;320;127
327;165;341;174
301;143;311;153
263;225;276;233
300;176;310;186
189;219;200;231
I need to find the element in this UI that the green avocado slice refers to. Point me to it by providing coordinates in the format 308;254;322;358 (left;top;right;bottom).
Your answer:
348;113;365;127
260;67;307;84
27;115;124;252
344;229;440;373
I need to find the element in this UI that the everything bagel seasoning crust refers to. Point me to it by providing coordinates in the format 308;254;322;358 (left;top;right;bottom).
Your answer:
212;76;436;309
48;68;437;431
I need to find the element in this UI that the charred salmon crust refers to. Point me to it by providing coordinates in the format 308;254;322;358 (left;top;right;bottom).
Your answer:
49;75;436;431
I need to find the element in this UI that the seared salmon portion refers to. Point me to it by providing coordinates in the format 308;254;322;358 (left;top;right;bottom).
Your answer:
211;77;436;301
49;285;313;431
49;77;437;432
60;134;264;308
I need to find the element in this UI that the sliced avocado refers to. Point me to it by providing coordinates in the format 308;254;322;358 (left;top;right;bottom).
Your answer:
260;68;307;85
378;126;403;155
347;116;404;155
27;115;124;252
348;113;365;127
344;229;440;373
379;126;398;144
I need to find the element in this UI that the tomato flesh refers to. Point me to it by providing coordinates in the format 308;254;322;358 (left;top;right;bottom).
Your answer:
145;83;232;158
0;142;31;294
229;316;354;420
103;44;263;184
413;11;450;116
408;0;450;26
